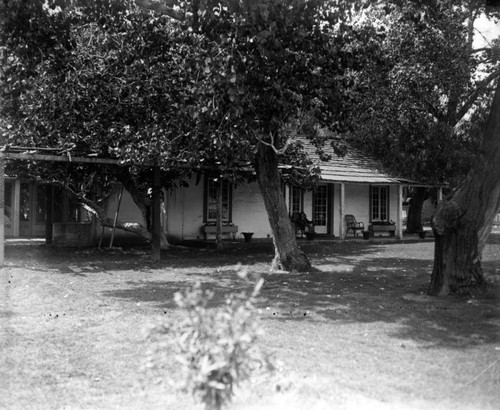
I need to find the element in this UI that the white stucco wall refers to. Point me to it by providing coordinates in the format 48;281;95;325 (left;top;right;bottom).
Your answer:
331;183;400;237
166;178;273;240
166;176;204;240
105;185;144;225
232;182;272;239
390;185;400;222
345;184;371;228
107;178;402;242
303;191;313;218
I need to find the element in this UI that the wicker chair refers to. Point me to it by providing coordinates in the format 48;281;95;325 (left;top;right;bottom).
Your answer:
344;214;364;237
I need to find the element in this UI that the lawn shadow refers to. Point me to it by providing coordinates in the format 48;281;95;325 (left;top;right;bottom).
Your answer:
264;257;499;348
6;235;500;350
4;242;276;274
101;250;499;350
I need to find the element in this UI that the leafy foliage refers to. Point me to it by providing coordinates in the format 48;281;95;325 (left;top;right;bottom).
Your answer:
0;1;219;238
161;272;269;410
346;0;499;187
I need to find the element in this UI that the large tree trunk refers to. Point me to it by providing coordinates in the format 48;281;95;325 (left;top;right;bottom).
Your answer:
406;187;427;233
255;144;311;272
429;80;500;296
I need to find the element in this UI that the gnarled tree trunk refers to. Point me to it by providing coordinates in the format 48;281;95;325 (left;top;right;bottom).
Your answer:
429;80;500;295
255;144;311;272
406;187;427;233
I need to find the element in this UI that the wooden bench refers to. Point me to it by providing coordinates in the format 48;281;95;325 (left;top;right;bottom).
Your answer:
369;224;396;237
344;214;364;237
201;224;238;240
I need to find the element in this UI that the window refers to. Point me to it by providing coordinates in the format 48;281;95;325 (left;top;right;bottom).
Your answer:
20;183;31;222
289;186;303;214
313;185;328;227
371;185;389;221
205;177;232;222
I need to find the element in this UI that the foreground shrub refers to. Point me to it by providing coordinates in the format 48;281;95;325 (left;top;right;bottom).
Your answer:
151;269;270;410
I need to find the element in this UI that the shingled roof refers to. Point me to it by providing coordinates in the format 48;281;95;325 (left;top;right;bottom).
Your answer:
297;137;415;185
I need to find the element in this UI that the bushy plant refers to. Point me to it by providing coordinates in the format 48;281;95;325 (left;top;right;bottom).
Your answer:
158;270;269;410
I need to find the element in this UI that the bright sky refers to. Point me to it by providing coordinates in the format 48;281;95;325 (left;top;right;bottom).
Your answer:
473;14;500;48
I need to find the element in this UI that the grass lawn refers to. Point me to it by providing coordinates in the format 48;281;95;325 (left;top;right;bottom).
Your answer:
1;235;499;410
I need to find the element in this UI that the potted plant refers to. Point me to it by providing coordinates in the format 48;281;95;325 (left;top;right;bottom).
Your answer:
305;231;315;240
242;232;254;242
304;223;315;240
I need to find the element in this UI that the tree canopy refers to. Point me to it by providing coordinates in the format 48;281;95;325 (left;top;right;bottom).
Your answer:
1;0;356;265
2;0;500;283
347;0;499;187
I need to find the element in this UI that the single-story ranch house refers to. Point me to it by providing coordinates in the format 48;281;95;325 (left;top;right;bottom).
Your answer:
3;138;432;245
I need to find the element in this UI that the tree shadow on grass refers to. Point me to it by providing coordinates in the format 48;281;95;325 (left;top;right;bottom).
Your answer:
4;241;279;273
101;250;499;350
267;265;498;349
7;236;500;349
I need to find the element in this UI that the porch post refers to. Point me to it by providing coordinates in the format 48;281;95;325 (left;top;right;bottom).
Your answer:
13;180;20;237
152;166;161;262
45;184;54;245
216;178;223;250
339;183;345;239
0;159;4;267
437;186;443;203
397;184;403;239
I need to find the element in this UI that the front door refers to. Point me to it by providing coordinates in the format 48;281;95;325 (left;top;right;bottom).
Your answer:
313;184;329;235
18;182;48;237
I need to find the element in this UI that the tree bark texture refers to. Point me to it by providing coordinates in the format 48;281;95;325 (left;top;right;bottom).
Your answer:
429;80;500;295
255;144;311;272
405;187;427;233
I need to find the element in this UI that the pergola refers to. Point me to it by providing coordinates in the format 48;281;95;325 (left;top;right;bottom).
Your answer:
0;147;163;267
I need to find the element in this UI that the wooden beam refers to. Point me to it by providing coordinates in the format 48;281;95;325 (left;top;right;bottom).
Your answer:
0;149;254;172
0;152;122;165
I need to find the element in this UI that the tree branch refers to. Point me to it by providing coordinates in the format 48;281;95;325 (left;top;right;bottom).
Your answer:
456;68;500;122
472;47;492;54
135;0;185;21
257;132;292;155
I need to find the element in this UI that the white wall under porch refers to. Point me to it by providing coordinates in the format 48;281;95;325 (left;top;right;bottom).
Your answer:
332;182;402;239
164;176;404;242
232;182;272;239
165;177;273;241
